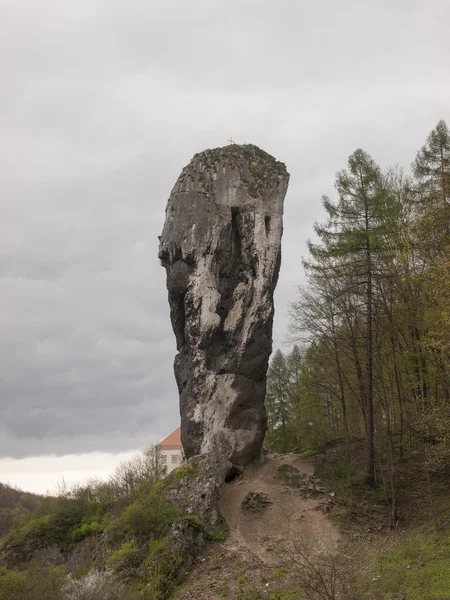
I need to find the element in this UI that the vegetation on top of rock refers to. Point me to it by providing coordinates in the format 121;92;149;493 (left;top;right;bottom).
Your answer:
190;143;286;176
178;143;287;198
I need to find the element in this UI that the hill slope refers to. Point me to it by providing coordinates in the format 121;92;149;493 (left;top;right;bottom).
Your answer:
175;453;342;600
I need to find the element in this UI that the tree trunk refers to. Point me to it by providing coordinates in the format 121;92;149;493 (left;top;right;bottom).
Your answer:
365;206;376;487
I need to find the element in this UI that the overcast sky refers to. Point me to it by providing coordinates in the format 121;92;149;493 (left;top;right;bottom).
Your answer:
1;0;449;492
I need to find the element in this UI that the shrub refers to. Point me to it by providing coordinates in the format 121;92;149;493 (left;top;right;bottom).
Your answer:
121;489;179;539
71;518;102;543
207;522;229;542
0;565;66;600
107;540;142;577
135;537;182;600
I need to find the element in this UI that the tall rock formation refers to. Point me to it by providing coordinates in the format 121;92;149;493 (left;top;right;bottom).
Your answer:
159;144;289;468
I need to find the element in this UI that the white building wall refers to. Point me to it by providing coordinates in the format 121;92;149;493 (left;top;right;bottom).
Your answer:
159;447;183;474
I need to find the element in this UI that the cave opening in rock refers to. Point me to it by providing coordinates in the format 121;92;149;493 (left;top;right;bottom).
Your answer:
224;466;243;483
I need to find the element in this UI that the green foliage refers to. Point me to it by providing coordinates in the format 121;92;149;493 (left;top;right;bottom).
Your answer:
121;490;180;539
107;540;142;577
269;592;300;600
1;514;54;564
0;482;57;539
265;348;303;453
0;565;66;600
70;516;102;542
272;568;288;578
414;119;450;214
0;446;201;600
373;520;450;599
234;587;262;600
234;570;248;585
179;514;204;531
313;443;391;528
135;536;182;600
265;118;450;526
302;449;318;457
207;522;229;542
166;462;198;487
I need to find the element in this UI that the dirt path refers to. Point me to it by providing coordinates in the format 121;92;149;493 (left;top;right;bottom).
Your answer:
174;452;340;600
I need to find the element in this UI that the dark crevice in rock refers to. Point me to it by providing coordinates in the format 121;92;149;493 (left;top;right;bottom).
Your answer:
173;293;186;349
231;206;241;258
224;466;243;483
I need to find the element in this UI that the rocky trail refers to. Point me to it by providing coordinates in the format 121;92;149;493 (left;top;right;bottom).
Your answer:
174;452;340;600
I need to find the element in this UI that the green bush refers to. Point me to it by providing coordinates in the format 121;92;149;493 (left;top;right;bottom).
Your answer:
136;537;182;600
70;517;102;542
207;522;229;542
0;568;27;600
302;449;318;457
107;540;142;579
0;565;65;600
1;515;52;564
122;497;179;539
0;448;201;600
179;515;204;531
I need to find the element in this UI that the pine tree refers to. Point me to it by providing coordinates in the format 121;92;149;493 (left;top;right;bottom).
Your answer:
414;119;450;206
414;120;450;240
307;149;385;486
265;350;292;453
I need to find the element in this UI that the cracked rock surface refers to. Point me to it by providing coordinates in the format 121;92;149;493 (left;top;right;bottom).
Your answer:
159;144;289;467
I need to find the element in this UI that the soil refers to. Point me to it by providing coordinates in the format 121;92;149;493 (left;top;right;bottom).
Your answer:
173;452;340;600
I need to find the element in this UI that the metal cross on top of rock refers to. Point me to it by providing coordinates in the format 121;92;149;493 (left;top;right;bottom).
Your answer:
227;138;235;144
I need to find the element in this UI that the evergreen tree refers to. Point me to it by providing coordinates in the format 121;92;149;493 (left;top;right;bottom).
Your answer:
414;119;450;206
265;350;294;453
414;120;450;240
307;149;385;486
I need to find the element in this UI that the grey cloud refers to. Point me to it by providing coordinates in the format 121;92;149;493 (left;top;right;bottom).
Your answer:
0;0;449;459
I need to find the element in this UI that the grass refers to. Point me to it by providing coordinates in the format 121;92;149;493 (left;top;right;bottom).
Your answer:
272;569;288;579
302;449;319;457
312;439;450;599
372;517;450;599
313;443;391;531
208;522;229;542
216;584;230;597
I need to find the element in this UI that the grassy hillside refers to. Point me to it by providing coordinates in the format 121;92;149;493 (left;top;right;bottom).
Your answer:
312;441;450;600
0;451;218;600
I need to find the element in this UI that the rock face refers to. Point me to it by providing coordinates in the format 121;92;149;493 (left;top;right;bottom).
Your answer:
159;144;289;468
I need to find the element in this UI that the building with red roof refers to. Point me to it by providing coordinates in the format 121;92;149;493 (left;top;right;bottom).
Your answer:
155;427;183;473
